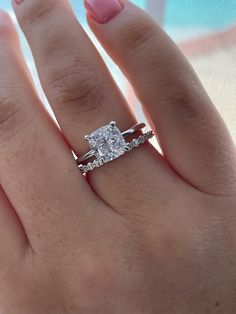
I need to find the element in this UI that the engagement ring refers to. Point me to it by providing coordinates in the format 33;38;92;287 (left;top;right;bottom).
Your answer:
77;121;154;174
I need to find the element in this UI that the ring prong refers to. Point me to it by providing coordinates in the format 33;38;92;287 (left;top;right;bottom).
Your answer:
85;135;91;141
110;121;116;128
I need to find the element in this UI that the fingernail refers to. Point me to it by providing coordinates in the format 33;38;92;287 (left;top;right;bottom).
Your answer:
84;0;123;24
15;0;24;4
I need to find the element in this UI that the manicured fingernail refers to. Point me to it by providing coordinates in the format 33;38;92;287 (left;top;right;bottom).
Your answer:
15;0;24;4
84;0;123;24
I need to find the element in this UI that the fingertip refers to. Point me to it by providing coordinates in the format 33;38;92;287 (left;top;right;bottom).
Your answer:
0;9;13;26
0;9;16;39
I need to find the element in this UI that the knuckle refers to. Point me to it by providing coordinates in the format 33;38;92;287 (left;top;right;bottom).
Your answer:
35;29;67;62
0;91;20;135
19;0;53;31
163;78;203;124
48;58;105;116
118;16;155;52
0;86;34;146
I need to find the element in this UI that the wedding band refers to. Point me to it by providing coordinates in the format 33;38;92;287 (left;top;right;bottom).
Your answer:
77;121;154;174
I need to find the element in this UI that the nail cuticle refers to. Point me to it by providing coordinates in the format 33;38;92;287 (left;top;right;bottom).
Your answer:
85;0;124;24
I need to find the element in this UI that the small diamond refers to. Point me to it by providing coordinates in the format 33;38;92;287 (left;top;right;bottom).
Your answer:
134;139;139;147
99;158;105;166
87;163;93;171
124;145;131;152
94;160;99;168
87;123;126;163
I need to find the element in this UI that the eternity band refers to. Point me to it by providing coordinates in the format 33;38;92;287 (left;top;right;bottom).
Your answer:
77;121;154;174
79;130;154;174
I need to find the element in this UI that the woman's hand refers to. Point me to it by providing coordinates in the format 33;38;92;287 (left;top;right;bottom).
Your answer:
0;1;235;313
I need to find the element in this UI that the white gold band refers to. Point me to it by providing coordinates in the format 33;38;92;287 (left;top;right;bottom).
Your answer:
78;130;154;174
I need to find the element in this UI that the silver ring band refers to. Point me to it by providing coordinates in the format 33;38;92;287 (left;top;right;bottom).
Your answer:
79;131;154;174
76;122;146;164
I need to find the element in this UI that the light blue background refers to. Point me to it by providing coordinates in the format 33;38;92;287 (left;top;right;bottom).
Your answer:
2;0;236;32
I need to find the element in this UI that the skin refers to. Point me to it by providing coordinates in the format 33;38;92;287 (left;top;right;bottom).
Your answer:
0;1;235;313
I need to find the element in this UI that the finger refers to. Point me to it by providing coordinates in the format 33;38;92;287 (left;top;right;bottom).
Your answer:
85;0;236;195
0;185;28;272
0;12;28;269
12;0;134;151
0;10;93;250
12;0;175;207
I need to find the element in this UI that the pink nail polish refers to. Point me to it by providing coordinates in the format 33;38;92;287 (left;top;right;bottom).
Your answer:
84;0;123;24
15;0;24;4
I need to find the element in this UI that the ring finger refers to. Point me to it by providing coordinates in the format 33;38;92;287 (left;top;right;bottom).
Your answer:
12;0;175;208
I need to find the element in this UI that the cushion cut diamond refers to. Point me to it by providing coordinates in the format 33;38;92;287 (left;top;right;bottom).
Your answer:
88;124;126;163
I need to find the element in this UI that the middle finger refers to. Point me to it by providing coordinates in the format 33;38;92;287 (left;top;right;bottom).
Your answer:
12;0;173;208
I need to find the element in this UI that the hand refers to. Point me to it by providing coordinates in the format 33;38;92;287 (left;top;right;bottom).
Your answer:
0;1;235;313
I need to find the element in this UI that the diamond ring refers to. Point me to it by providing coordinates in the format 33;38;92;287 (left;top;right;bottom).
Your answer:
76;122;146;164
77;121;154;174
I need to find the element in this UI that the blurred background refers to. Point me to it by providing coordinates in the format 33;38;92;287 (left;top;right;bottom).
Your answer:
2;0;236;141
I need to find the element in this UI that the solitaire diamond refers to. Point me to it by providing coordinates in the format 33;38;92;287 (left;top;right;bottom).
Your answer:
87;123;126;163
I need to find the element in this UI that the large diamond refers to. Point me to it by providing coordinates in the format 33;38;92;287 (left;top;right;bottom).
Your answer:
88;124;126;163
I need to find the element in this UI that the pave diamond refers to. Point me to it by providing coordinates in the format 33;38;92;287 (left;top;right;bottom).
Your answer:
87;123;126;163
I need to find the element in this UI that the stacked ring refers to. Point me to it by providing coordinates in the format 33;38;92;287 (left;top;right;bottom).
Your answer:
77;121;154;174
